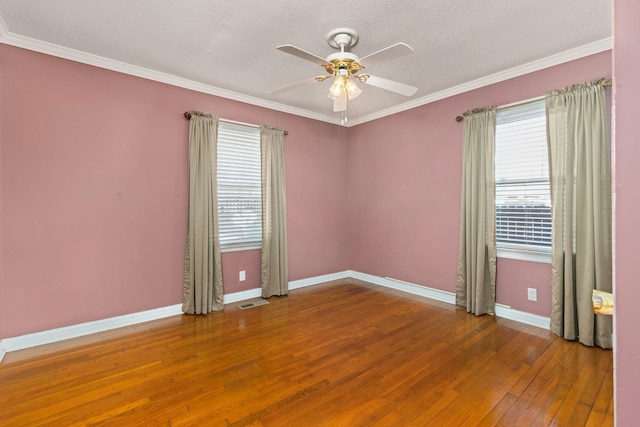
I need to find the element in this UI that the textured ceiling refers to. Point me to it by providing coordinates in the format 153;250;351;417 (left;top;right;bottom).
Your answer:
0;0;612;126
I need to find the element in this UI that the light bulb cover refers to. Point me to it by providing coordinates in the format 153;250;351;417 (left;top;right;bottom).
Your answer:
329;75;346;99
344;78;362;99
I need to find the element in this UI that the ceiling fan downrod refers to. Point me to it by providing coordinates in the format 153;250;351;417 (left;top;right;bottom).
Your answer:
326;28;359;50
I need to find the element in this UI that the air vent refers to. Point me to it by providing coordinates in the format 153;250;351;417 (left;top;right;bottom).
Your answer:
238;299;269;310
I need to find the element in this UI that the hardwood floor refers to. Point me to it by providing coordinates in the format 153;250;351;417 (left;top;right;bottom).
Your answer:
0;280;613;426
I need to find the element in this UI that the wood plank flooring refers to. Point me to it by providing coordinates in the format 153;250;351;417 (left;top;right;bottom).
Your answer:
0;280;613;426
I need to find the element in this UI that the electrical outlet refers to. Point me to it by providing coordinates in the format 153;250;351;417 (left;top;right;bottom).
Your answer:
239;270;246;281
527;288;537;302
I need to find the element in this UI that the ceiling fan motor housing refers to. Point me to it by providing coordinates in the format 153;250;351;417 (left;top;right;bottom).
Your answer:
325;29;363;76
324;56;364;77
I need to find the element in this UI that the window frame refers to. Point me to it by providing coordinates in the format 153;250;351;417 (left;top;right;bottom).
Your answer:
494;98;552;264
216;120;262;252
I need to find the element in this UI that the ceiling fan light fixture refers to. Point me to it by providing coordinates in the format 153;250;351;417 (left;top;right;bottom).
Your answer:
329;75;346;98
272;28;417;120
344;78;362;99
329;75;361;101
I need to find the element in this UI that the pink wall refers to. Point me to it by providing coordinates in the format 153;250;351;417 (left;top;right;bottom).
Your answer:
348;51;611;315
613;1;640;423
0;42;616;344
495;259;551;316
221;250;261;293
284;117;350;280
0;44;349;338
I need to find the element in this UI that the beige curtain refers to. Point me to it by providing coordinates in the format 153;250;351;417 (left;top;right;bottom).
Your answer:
182;113;224;314
456;107;497;315
260;125;288;298
546;79;612;348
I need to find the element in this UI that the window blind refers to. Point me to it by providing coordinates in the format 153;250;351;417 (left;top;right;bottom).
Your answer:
495;99;551;256
217;122;262;250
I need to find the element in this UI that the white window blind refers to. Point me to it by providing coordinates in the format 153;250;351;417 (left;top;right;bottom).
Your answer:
217;122;262;251
495;99;551;262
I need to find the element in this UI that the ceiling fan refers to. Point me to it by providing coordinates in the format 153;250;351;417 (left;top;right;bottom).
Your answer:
270;28;418;120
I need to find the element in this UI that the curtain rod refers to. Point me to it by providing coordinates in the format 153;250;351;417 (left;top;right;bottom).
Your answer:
183;111;288;135
454;79;613;122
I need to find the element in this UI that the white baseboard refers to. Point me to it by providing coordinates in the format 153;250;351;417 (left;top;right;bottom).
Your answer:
223;288;262;304
348;270;457;304
348;270;551;330
494;305;551;330
224;271;351;303
289;270;351;290
0;272;351;362
0;304;184;357
0;340;6;364
0;269;549;363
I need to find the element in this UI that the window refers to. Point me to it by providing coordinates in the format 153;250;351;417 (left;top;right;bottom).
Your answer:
495;99;551;263
217;121;262;251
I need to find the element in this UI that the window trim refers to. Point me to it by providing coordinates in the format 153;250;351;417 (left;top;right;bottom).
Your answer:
497;244;551;264
216;120;262;252
495;98;551;264
221;244;262;254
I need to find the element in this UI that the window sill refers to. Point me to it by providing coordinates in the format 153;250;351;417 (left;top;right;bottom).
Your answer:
221;245;261;254
497;247;551;264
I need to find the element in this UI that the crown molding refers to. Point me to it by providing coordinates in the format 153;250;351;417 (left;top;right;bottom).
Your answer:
0;24;611;128
345;37;613;127
0;29;342;126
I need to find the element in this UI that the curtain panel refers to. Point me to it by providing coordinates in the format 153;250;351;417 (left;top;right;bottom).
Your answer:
546;79;612;348
260;125;288;298
182;113;224;314
456;107;497;315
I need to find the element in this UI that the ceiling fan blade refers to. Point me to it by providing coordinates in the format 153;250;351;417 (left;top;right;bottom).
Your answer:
358;42;414;68
276;44;330;66
363;75;418;97
268;77;322;95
